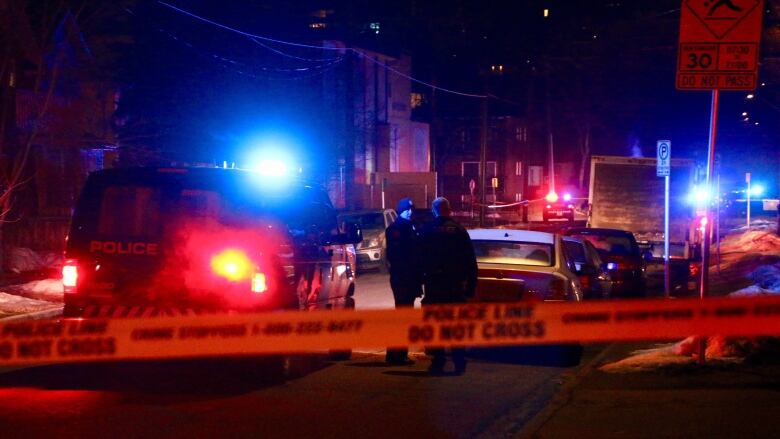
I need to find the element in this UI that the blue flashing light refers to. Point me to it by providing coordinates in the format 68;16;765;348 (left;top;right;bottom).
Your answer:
253;159;288;176
606;262;617;270
749;184;764;197
686;185;712;206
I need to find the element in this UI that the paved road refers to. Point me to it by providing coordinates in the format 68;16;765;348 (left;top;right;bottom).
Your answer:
0;271;592;438
0;344;590;438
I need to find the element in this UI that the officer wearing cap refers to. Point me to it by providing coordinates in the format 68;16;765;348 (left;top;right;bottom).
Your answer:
384;197;423;365
420;197;478;374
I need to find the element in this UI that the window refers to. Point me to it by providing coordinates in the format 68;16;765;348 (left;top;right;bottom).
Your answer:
338;213;385;231
528;165;543;186
410;93;424;109
461;161;497;177
98;186;162;237
515;161;523;176
472;240;554;267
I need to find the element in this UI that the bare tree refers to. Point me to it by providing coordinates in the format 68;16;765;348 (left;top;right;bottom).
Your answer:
0;0;130;266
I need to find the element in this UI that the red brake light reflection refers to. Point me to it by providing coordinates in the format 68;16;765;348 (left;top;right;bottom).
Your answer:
62;261;78;291
210;249;253;281
252;272;268;294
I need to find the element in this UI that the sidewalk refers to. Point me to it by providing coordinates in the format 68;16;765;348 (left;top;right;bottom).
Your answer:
521;342;780;438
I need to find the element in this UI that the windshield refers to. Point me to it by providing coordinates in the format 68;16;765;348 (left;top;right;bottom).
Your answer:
571;233;637;256
338;213;385;231
472;240;554;267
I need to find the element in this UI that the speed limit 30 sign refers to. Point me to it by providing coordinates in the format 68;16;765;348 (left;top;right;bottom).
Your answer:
676;0;764;90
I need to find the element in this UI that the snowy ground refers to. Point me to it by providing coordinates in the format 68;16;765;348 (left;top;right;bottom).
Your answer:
602;222;780;372
0;292;61;319
0;279;63;320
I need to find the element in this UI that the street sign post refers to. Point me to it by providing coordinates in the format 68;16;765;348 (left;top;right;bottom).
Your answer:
658;140;672;298
657;140;671;177
746;172;752;228
676;0;764;364
676;0;764;91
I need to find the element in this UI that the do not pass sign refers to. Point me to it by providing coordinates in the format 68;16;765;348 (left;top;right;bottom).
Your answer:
676;0;764;90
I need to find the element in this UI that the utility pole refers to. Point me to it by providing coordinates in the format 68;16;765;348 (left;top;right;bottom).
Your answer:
545;74;555;195
479;96;488;227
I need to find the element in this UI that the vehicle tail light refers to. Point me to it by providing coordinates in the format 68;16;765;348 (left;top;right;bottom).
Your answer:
689;261;701;277
578;275;590;291
62;260;78;293
549;276;566;300
251;272;268;294
546;204;552;209
210;249;252;281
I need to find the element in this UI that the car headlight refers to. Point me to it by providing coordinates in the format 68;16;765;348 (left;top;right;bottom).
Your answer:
367;238;380;248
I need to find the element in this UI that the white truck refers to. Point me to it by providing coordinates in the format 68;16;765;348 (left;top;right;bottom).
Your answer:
587;155;701;293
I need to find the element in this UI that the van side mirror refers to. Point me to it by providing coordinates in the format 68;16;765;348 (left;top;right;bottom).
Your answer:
343;222;363;244
318;223;362;246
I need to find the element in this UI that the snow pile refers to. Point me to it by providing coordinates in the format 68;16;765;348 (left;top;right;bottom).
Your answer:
719;230;780;255
601;229;780;372
730;219;777;233
599;344;695;373
5;279;64;302
5;247;63;274
0;292;60;317
725;263;780;297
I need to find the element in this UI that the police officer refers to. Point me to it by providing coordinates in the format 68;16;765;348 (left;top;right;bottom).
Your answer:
385;197;423;365
420;197;478;375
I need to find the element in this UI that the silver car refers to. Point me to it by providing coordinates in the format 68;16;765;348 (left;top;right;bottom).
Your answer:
468;229;583;302
338;209;397;271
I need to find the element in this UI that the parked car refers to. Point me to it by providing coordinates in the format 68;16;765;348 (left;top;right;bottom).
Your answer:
563;227;646;297
467;229;583;302
562;236;612;299
542;201;575;222
338;209;397;271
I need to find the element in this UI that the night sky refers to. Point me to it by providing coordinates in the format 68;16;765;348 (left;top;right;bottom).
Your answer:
111;0;777;191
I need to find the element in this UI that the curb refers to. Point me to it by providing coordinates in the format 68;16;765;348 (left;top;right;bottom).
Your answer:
516;343;620;438
0;306;63;322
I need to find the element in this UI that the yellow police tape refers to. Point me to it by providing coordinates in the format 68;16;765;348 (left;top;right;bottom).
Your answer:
2;295;780;365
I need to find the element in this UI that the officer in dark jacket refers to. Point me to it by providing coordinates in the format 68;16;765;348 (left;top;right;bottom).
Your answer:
420;197;478;374
385;197;423;364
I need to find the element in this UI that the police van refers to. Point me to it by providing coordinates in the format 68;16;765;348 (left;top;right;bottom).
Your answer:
63;167;361;318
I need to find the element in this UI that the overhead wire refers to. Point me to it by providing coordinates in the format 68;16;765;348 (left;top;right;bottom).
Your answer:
126;7;344;80
156;0;490;99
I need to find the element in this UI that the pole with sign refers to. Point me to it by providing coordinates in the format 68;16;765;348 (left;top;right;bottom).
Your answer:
676;0;764;365
746;172;751;229
657;140;671;298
